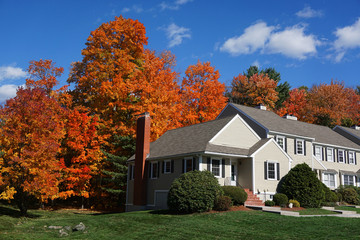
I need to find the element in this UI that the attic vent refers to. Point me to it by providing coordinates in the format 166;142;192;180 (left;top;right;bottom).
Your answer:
351;125;360;130
283;114;297;121
255;104;266;110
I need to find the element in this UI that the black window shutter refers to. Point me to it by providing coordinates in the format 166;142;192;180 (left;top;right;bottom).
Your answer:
346;151;349;164
336;149;339;162
313;146;316;155
285;138;287;152
276;163;280;180
304;141;306;155
355;153;357;165
294;140;297;155
193;157;196;171
162;161;164;174
207;157;211;171
325;149;328;161
171;160;174;173
157;162;160;178
182;159;185;173
222;159;225;178
264;162;268;180
322;147;325;161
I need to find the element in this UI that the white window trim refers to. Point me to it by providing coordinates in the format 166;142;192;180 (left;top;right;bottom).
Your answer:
322;172;337;188
266;161;278;181
296;139;304;155
150;161;159;179
338;149;345;163
184;157;193;173
348;151;355;165
326;147;334;162
275;135;286;151
210;158;222;178
315;146;322;160
164;160;172;174
342;174;356;186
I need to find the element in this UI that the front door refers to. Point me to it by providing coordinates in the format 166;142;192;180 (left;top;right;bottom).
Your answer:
231;161;237;186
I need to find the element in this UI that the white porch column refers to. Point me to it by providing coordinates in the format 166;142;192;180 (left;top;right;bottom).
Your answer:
198;155;202;171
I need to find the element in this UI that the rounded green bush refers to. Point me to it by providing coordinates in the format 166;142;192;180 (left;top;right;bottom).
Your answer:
342;188;359;205
264;200;275;206
167;170;222;213
322;185;338;203
222;186;247;205
278;163;325;208
289;199;300;208
273;193;288;207
214;195;233;211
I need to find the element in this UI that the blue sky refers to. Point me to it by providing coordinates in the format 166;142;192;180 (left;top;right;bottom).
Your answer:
1;0;360;103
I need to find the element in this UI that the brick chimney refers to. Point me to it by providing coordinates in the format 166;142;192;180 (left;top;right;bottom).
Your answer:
133;112;150;206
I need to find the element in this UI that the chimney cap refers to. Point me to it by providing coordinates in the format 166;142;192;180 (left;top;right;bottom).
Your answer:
136;112;150;117
255;104;267;110
351;125;360;130
283;114;297;121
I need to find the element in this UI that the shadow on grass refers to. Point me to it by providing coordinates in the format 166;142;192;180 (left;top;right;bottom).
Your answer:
0;206;40;218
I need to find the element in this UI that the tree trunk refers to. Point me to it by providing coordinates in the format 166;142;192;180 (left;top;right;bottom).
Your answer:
15;189;28;216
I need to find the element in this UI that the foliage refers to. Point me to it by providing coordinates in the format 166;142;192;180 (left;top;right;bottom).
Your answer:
277;88;308;121
338;187;359;205
322;184;338;203
167;170;222;213
0;87;65;215
289;199;300;208
273;193;288;207
221;186;247;205
279;163;325;208
229;73;279;109
265;200;275;206
214;195;232;211
180;61;227;126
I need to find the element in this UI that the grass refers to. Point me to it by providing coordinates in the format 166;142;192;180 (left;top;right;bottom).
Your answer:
1;204;360;239
297;208;338;215
335;206;360;213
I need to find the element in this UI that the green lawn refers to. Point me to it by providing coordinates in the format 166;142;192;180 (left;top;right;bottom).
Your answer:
297;208;338;215
335;206;360;213
1;204;360;239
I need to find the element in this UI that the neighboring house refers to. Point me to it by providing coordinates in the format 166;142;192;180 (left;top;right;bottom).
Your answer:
126;104;360;212
333;125;360;146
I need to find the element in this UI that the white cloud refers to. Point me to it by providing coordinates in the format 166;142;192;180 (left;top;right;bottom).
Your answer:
266;25;320;59
296;6;323;18
165;23;191;47
0;65;27;81
0;84;20;103
121;5;143;14
220;22;275;55
333;18;360;62
252;60;260;68
160;0;193;10
220;22;321;60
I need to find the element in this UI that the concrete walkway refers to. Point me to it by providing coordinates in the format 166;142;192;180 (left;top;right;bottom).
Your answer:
245;205;360;218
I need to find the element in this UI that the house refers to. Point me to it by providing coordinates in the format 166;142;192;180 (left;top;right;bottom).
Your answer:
125;103;360;212
333;125;360;146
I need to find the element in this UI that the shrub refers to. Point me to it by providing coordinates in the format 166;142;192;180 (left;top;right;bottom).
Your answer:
342;188;359;205
264;200;275;206
278;163;325;208
336;192;343;202
273;193;288;207
322;202;338;207
222;186;247;205
322;184;338;203
289;199;300;208
167;170;222;213
214;196;232;211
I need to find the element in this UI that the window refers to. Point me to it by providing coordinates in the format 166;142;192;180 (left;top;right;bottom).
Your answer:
349;151;355;164
265;161;279;180
184;157;193;173
276;136;285;150
164;160;172;173
315;146;322;160
323;173;336;188
150;162;159;179
296;139;304;155
327;148;334;162
338;150;345;163
343;175;355;186
211;159;221;177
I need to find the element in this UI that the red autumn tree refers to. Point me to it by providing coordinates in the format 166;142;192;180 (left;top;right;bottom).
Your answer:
180;61;227;126
229;73;279;110
277;88;310;122
0;87;65;215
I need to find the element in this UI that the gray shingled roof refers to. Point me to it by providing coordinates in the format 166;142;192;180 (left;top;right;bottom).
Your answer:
230;103;360;149
335;126;360;139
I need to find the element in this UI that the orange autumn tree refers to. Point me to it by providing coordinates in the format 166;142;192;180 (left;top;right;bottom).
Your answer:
230;73;279;110
306;80;360;127
0;87;65;215
277;88;310;122
181;61;227;126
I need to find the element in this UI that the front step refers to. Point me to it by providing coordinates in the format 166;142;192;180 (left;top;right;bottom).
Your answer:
244;189;264;206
